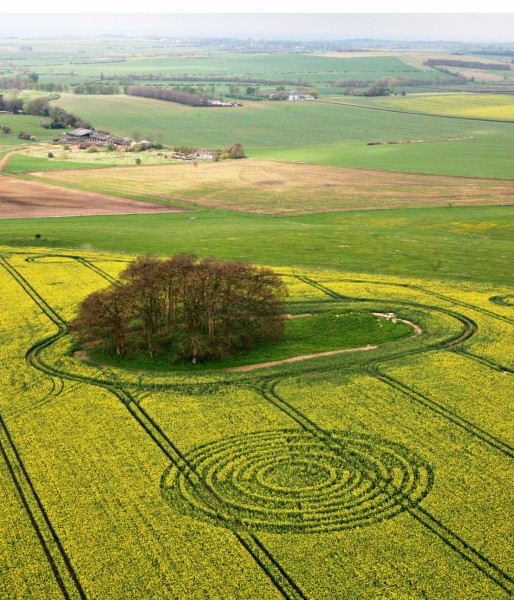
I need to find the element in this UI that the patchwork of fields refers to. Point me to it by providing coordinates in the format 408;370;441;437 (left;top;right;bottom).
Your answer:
49;94;514;179
1;40;513;599
1;247;513;599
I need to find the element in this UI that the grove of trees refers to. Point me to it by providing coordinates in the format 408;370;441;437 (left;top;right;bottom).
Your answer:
71;255;287;364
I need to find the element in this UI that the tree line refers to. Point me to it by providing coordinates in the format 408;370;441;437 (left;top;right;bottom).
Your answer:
334;75;467;89
73;84;120;95
22;97;93;129
425;59;511;71
126;85;212;107
71;255;287;364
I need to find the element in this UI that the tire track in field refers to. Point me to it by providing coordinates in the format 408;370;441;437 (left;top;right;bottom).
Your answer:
1;256;307;600
6;254;513;596
296;275;513;454
453;349;514;373
256;379;514;596
367;367;514;459
0;414;87;600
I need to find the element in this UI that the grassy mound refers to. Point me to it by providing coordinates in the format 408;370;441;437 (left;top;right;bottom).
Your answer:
84;309;414;372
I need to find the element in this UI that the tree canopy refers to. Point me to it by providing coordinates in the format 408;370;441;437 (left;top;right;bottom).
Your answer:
71;255;287;364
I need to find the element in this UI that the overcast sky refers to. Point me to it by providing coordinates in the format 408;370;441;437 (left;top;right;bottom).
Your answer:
1;12;514;42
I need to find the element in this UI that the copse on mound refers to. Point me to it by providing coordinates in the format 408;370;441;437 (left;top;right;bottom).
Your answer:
71;255;287;364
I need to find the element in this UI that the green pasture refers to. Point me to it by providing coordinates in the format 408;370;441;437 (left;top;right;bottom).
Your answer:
2;155;106;172
2;148;172;173
0;114;56;147
250;135;514;179
51;93;514;178
1;206;512;285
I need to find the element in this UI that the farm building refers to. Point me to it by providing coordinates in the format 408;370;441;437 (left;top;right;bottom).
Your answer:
89;132;111;144
65;128;94;140
106;135;133;147
61;129;134;147
287;91;315;101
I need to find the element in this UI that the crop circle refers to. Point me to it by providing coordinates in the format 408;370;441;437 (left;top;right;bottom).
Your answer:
161;429;433;533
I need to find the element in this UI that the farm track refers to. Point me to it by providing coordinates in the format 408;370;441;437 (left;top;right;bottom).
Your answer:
2;253;513;597
0;256;306;600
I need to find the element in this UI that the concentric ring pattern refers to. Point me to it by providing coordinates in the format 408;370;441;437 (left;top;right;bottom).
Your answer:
161;429;433;533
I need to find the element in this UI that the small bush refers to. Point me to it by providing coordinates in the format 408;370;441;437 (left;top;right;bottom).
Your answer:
47;151;54;158
86;145;99;153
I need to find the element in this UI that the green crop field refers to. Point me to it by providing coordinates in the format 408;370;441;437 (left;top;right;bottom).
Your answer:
0;44;444;86
50;94;514;178
0;206;512;285
1;247;512;599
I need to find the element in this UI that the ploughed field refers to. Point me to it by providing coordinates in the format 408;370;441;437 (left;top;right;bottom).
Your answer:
1;246;513;599
28;160;514;215
0;175;185;218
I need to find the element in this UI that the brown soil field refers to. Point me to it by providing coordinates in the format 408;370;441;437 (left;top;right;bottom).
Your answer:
32;159;514;215
0;175;185;219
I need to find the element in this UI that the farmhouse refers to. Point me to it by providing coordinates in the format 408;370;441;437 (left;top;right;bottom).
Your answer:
207;100;242;107
288;91;315;101
106;135;133;147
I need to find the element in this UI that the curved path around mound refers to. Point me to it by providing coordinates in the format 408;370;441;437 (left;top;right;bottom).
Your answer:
228;313;422;372
226;344;378;372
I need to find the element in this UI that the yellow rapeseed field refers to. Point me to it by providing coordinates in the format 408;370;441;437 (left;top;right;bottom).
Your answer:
1;246;512;599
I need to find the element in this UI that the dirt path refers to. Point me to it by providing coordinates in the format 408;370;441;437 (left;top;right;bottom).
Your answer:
372;312;423;335
227;345;378;372
228;314;423;372
0;150;16;171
